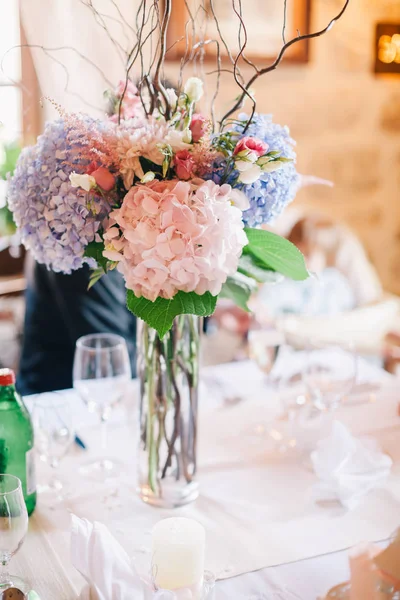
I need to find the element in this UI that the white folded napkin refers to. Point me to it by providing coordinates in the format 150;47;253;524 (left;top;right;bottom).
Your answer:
311;421;393;510
71;515;199;600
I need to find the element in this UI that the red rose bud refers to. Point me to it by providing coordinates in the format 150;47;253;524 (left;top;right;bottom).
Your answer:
91;167;115;191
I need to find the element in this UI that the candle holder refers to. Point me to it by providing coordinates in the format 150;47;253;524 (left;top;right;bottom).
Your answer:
152;570;216;599
323;582;400;599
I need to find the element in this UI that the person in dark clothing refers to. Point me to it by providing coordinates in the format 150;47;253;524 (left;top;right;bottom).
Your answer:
17;258;136;395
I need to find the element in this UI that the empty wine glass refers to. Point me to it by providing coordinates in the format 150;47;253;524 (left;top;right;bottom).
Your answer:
33;393;74;503
73;333;131;477
303;340;357;412
248;327;285;384
263;342;313;452
0;474;29;592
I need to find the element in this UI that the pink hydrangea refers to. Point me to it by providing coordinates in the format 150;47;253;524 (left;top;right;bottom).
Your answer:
103;179;247;301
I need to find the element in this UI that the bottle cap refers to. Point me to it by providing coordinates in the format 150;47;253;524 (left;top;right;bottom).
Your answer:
0;368;16;386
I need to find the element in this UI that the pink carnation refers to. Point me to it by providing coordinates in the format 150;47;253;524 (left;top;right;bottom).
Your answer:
233;136;269;157
103;179;247;301
174;150;195;180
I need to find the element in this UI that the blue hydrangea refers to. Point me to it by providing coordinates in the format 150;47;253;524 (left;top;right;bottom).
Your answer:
7;120;108;273
233;113;300;227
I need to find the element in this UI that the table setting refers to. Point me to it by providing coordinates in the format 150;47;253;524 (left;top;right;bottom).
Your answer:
2;0;400;598
1;346;398;600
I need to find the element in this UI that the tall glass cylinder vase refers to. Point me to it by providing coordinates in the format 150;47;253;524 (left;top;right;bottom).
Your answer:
137;315;201;508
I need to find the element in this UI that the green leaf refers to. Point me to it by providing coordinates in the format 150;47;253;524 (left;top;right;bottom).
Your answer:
220;273;257;312
275;156;293;163
84;241;108;271
237;254;284;284
126;290;217;338
88;267;105;289
260;158;293;173
244;228;309;281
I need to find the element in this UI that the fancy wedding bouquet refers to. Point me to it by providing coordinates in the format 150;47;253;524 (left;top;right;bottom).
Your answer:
8;77;307;336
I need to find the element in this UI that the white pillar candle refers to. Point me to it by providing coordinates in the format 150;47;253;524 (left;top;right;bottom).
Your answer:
152;517;205;594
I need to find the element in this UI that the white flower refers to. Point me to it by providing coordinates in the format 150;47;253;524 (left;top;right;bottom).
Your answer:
141;171;156;183
182;128;192;143
164;129;192;153
69;172;96;192
184;77;204;103
166;88;178;107
229;188;250;211
238;164;262;185
234;151;258;173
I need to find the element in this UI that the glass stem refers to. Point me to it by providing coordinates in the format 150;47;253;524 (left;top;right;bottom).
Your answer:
101;415;108;454
0;559;11;587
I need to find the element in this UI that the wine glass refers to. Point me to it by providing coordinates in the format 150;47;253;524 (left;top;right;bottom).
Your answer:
73;333;131;477
0;474;29;592
33;393;74;503
303;340;357;412
263;341;312;452
247;329;308;441
248;327;285;384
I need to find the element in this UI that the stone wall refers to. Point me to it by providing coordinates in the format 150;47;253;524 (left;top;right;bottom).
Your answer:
233;0;400;293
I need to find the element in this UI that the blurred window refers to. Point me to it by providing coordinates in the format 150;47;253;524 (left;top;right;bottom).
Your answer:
0;0;40;147
0;0;22;144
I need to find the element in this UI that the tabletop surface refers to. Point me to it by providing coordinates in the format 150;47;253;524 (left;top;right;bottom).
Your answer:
15;359;400;600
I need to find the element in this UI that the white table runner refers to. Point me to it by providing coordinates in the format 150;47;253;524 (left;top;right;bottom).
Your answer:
18;361;400;599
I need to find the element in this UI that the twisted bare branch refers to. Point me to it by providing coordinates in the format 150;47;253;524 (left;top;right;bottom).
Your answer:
79;0;127;63
1;44;109;112
153;0;172;119
282;0;288;44
220;0;351;130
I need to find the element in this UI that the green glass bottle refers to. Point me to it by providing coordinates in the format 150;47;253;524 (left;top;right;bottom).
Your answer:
0;368;36;515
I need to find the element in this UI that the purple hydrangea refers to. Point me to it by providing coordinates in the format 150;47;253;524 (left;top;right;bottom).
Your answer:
234;113;300;227
7;120;109;273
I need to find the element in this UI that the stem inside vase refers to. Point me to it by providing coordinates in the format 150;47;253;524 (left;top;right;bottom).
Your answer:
137;315;200;508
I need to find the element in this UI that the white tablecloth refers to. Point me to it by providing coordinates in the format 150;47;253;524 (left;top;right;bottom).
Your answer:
17;360;400;600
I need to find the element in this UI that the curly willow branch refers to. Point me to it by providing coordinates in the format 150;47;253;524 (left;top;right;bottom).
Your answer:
220;0;351;131
153;0;172;119
1;44;110;112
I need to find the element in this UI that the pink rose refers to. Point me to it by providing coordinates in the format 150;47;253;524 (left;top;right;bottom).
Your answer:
190;114;208;143
108;80;145;121
233;136;269;157
174;150;195;181
116;79;138;97
91;167;115;191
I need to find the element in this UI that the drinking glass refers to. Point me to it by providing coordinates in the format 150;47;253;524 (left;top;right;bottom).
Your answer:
33;393;74;502
0;474;29;592
248;327;285;384
73;333;131;477
259;339;342;455
303;340;357;412
262;342;312;452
